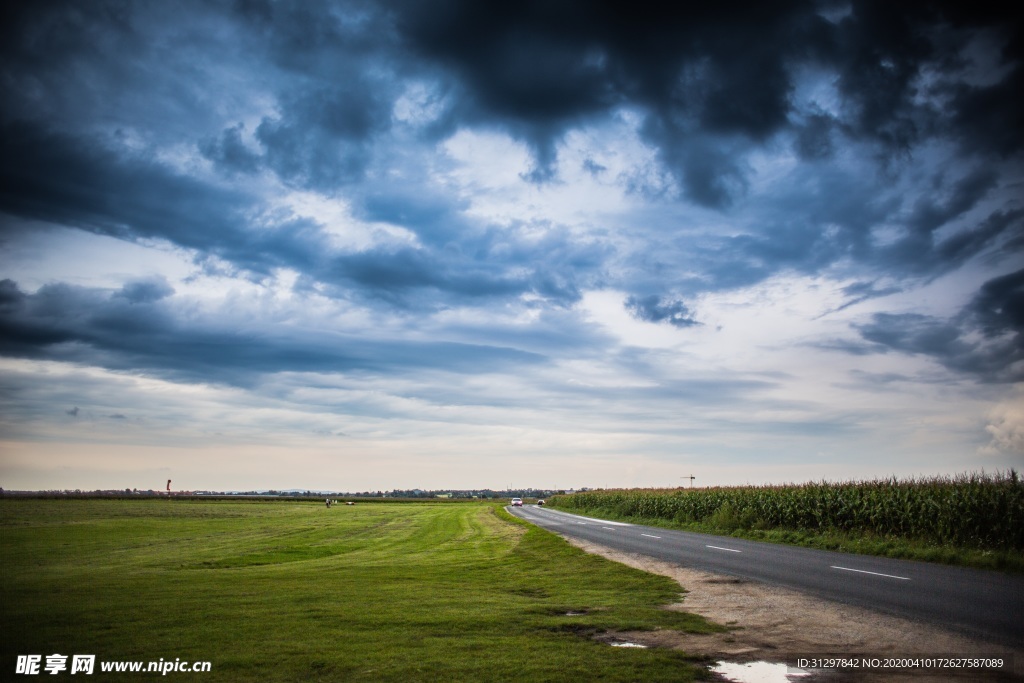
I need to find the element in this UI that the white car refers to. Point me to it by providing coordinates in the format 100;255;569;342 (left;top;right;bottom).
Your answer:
511;497;523;507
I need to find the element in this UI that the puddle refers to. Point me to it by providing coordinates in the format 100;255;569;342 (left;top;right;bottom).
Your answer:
564;611;587;616
711;661;812;682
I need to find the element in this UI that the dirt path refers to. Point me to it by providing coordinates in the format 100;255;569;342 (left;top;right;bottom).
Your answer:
565;537;1022;682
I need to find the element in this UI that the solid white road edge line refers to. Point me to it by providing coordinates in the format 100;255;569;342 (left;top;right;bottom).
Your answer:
831;566;910;580
706;545;742;553
542;510;632;526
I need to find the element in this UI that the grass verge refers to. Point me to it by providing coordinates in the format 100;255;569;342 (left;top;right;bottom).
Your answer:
2;499;722;681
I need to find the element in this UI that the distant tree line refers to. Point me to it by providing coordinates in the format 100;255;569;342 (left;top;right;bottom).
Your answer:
0;487;567;499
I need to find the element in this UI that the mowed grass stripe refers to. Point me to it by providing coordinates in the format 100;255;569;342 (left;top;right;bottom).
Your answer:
2;500;719;681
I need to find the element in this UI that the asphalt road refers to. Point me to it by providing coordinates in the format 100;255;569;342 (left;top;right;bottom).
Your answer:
508;504;1024;648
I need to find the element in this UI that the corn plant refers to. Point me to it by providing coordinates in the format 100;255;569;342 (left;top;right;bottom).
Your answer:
549;470;1023;551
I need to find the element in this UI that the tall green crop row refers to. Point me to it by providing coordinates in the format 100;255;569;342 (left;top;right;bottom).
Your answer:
550;471;1023;551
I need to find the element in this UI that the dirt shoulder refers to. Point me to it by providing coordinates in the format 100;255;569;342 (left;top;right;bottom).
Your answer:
564;536;1022;682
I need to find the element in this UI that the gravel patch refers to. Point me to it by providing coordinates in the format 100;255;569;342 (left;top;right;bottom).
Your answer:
564;536;1023;682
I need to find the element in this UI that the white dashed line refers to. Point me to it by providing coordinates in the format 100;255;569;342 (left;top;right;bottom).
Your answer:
640;534;661;539
831;566;910;580
706;545;741;553
601;526;616;530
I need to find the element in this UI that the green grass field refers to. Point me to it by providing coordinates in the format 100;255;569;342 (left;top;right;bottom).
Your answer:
1;499;720;681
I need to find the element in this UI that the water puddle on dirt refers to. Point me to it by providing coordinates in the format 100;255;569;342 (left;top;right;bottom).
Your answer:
711;661;813;682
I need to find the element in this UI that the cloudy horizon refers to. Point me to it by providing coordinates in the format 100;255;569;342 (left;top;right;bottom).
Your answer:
1;0;1022;492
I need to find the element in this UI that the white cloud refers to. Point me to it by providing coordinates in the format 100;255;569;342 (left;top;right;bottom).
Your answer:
983;394;1024;457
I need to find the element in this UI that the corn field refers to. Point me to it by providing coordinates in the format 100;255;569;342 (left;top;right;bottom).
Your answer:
549;470;1024;551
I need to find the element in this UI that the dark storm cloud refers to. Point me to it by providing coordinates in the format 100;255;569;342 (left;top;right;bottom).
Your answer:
116;277;175;304
819;280;903;316
967;267;1024;343
0;120;267;258
853;268;1024;382
390;0;1021;201
391;0;812;199
831;2;933;152
251;78;394;190
1;0;399;188
218;0;408;188
858;311;1022;382
4;0;1020;193
0;0;1021;336
906;168;998;236
0;119;587;308
0;279;545;386
793;113;837;161
675;159;1022;298
942;2;1024;156
357;188;472;247
859;313;964;357
230;0;390;69
624;295;701;328
935;210;1024;267
871;167;1020;277
326;247;529;304
642;124;751;209
0;3;140;117
200;124;262;176
0;119;362;289
951;63;1024;156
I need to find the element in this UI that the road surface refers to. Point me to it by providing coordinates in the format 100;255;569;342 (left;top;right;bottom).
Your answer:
508;504;1024;647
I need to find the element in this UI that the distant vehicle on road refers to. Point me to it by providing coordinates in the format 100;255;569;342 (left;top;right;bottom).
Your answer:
537;500;545;506
511;497;523;507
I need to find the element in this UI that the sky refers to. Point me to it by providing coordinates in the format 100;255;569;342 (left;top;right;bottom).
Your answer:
1;1;1022;492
